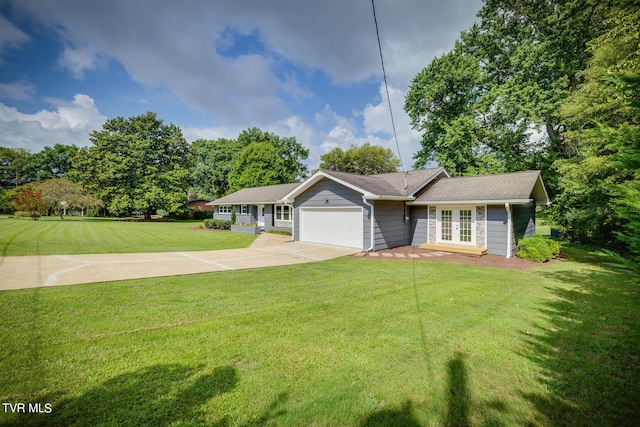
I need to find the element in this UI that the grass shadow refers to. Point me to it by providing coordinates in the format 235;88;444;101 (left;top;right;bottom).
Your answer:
212;392;289;427
445;352;469;427
4;364;238;426
360;400;422;427
522;250;640;425
360;352;495;427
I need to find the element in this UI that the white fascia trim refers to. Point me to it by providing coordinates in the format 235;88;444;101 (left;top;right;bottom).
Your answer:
284;202;295;241
534;175;551;206
280;170;374;203
409;199;533;206
211;201;281;206
367;195;414;201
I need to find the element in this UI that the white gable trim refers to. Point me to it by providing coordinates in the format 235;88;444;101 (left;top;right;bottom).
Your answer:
532;176;551;206
281;170;375;203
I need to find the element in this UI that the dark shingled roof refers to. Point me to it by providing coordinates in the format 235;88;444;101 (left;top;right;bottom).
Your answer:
320;168;445;197
414;170;547;204
208;182;301;205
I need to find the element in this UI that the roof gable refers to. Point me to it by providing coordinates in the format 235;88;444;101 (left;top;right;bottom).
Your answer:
282;168;445;201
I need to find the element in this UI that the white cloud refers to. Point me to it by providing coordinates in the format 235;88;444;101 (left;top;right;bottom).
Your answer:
315;104;357;134
58;45;101;79
0;80;36;100
0;94;107;152
7;0;481;126
181;125;241;143
361;83;422;170
3;0;481;169
0;14;29;60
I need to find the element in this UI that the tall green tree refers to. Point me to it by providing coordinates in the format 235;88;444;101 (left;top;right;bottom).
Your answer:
237;127;309;182
189;138;243;198
190;127;309;197
27;144;80;181
405;0;613;179
227;142;290;192
0;147;32;188
319;142;400;175
71;112;192;218
552;3;639;255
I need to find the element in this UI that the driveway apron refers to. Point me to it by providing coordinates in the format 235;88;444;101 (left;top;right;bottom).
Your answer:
0;235;358;291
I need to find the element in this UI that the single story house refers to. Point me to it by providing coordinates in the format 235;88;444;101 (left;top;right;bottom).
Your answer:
187;196;214;211
208;182;300;232
209;168;550;257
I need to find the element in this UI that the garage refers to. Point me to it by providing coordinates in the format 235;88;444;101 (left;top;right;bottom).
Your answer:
299;207;363;249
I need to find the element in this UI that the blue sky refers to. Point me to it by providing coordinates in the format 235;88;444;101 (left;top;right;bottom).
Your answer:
0;0;481;170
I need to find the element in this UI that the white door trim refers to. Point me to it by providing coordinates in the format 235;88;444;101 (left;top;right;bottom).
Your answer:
257;204;265;227
436;206;476;246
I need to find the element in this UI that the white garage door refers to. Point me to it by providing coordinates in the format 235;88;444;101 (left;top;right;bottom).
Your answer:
300;207;363;249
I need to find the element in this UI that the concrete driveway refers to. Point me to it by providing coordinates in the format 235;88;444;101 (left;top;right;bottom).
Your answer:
0;234;359;291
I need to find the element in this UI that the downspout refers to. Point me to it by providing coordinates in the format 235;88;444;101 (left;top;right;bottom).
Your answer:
285;201;295;242
362;197;375;252
505;203;512;258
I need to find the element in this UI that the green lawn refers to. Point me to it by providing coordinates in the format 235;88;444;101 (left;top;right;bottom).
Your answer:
0;217;256;256
0;248;638;426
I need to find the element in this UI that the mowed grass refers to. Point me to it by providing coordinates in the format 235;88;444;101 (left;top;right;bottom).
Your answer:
0;217;256;256
0;248;638;426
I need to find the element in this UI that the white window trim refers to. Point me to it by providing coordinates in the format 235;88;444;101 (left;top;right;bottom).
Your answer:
218;205;231;214
241;205;248;214
275;204;292;222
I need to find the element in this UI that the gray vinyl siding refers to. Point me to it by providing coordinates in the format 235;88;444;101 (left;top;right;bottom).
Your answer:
213;205;256;224
294;178;370;249
486;205;508;256
213;205;230;222
512;202;535;244
410;206;428;246
264;204;274;229
374;201;411;250
486;203;534;256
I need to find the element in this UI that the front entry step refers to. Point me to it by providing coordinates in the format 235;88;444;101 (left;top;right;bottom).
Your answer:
419;243;488;257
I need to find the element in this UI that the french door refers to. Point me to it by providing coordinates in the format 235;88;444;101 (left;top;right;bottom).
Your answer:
437;207;475;245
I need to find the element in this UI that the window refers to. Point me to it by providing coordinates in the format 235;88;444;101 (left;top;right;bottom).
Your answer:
218;206;231;214
241;205;248;214
441;209;452;241
459;209;472;242
275;205;291;221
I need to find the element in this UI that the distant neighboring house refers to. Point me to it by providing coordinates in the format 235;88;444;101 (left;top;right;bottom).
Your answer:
209;169;550;257
207;183;300;232
187;197;214;212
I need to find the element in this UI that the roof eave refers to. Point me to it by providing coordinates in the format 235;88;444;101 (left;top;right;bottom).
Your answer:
408;198;534;206
367;196;415;201
208;200;285;205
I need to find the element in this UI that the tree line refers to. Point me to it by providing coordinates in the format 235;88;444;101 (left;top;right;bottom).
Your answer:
0;113;310;219
405;0;639;263
1;111;401;220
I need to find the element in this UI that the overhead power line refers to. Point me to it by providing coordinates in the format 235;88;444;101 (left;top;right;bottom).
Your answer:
371;0;405;174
